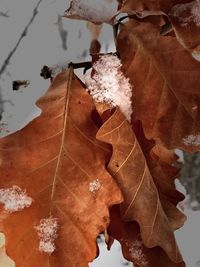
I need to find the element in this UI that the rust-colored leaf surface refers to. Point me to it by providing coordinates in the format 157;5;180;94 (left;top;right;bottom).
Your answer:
108;206;186;267
96;108;185;262
168;0;200;52
132;119;186;230
119;0;192;13
0;70;122;267
117;19;200;152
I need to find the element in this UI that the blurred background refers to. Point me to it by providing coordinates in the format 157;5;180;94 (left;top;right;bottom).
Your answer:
0;1;200;266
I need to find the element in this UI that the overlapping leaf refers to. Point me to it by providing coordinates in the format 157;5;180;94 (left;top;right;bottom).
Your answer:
117;19;200;152
119;0;193;13
108;206;186;267
96;108;185;262
168;0;200;52
0;69;122;266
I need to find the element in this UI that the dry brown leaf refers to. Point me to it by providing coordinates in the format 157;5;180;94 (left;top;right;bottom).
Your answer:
132;119;186;228
96;108;185;262
168;0;200;52
108;206;186;267
119;0;192;13
0;69;123;266
117;19;200;152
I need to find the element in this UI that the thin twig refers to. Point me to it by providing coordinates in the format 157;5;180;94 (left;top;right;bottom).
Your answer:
68;61;92;70
56;15;68;50
0;0;43;79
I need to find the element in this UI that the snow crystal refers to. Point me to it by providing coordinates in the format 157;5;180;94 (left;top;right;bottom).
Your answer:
0;185;32;213
89;179;101;193
64;0;118;23
192;51;200;62
125;239;148;266
183;134;200;146
170;0;200;27
50;60;70;78
35;217;58;254
85;55;133;122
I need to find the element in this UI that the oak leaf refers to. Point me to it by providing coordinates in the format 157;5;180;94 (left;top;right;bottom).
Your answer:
168;0;200;52
108;206;186;267
96;108;185;262
117;19;200;152
0;69;122;266
119;0;193;13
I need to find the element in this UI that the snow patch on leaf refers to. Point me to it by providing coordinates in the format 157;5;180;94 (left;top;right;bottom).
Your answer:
89;179;101;193
0;185;32;213
64;0;118;24
183;134;200;146
86;55;133;122
170;0;200;27
35;217;58;254
125;239;148;266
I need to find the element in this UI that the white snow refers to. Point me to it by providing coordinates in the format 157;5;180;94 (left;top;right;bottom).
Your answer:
86;55;133;122
89;179;101;193
35;217;58;254
0;185;32;213
64;0;118;24
47;60;71;78
183;134;200;146
126;240;148;266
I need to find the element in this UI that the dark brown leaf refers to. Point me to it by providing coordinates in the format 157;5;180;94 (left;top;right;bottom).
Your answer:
117;19;200;152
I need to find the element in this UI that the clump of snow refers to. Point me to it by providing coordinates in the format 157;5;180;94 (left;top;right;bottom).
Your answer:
35;217;58;254
125;239;148;266
0;185;33;213
49;60;70;78
64;0;118;24
192;51;200;62
183;134;200;146
170;0;200;27
85;55;133;122
89;179;101;193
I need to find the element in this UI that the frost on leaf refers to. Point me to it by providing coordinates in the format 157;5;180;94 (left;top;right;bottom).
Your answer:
169;0;200;27
183;134;200;146
126;239;148;267
64;0;118;24
86;55;133;122
89;179;101;193
0;186;32;213
35;217;58;254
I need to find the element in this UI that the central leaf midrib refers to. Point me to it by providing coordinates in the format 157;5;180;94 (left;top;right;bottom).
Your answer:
49;70;73;214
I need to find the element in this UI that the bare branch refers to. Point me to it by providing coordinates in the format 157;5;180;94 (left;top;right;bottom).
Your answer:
56;15;68;50
0;0;43;79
